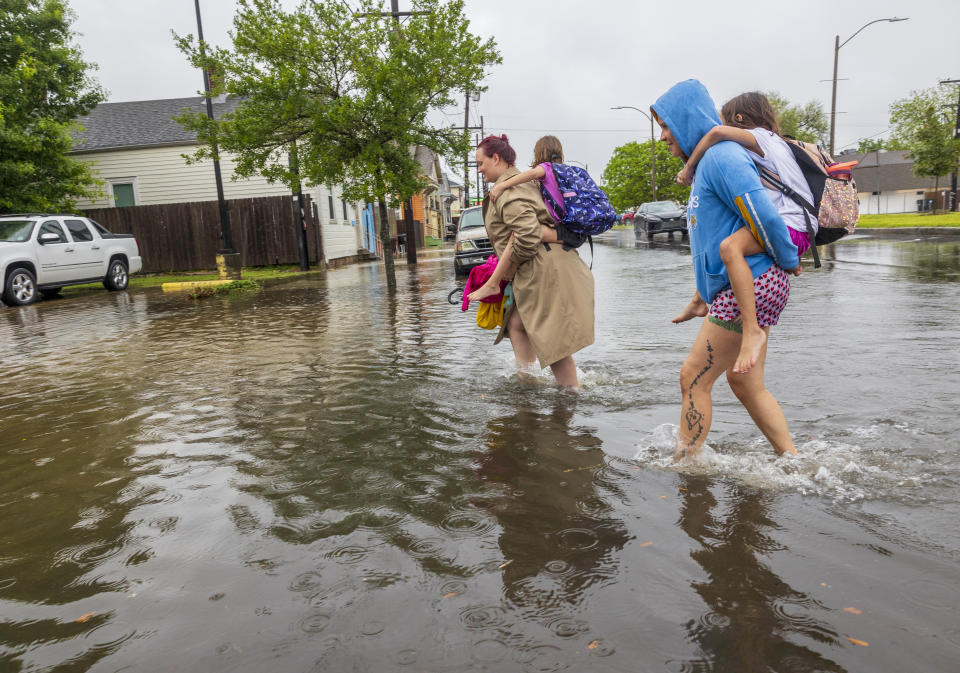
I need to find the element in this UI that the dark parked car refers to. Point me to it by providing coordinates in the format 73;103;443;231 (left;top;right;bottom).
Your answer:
634;201;688;241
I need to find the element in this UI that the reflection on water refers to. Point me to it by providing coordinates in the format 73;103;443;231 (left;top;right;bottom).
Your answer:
678;476;843;672
477;402;631;661
1;235;959;672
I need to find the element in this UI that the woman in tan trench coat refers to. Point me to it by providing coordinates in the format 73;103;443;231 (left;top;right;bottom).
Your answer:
475;134;595;387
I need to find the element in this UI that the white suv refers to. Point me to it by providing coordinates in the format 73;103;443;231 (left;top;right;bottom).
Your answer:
0;214;143;306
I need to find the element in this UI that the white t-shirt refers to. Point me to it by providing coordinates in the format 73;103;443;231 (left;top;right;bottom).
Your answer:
746;128;817;234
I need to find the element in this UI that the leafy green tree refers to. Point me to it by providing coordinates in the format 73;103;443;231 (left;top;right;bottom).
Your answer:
0;0;105;212
857;138;885;153
889;86;960;211
175;0;499;287
602;141;688;212
766;92;829;145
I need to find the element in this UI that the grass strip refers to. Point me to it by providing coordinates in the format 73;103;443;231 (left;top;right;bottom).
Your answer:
857;212;960;228
187;279;260;299
63;264;322;295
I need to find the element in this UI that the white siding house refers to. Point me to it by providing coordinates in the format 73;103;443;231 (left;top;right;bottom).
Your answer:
71;96;374;265
317;184;364;262
73;145;291;208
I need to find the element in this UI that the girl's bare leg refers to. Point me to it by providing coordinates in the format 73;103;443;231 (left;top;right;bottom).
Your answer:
725;331;797;456
673;290;709;323
549;356;579;388
718;227;766;374
676;318;741;460
506;304;536;372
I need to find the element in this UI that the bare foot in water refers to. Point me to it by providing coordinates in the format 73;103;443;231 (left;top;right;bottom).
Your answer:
732;328;766;374
672;299;709;323
467;283;500;303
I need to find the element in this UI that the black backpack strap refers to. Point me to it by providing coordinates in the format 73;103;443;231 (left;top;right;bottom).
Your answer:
803;208;820;268
759;166;820;268
587;235;593;269
759;167;817;214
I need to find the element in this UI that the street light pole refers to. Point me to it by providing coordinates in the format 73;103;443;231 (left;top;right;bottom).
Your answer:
939;79;960;212
193;0;237;279
829;17;909;157
611;106;656;201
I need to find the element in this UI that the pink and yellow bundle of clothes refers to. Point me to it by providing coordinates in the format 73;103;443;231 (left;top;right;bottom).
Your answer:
460;255;506;329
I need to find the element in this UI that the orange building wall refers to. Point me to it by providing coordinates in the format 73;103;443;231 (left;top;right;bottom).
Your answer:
401;193;441;241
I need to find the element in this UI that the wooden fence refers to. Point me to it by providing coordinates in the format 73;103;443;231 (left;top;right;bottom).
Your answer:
83;195;323;273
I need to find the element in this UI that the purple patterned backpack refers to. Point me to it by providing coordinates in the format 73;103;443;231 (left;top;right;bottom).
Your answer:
539;163;618;237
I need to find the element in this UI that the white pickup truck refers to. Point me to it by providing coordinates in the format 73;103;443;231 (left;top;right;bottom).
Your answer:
0;214;143;306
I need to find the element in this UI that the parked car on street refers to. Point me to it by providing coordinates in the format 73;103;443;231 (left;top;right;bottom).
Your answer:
0;214;143;306
634;201;688;241
453;206;493;275
444;215;459;241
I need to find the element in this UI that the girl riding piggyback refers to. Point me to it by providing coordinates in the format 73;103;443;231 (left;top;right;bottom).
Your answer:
674;92;810;374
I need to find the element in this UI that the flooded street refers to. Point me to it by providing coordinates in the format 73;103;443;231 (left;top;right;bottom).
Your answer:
2;232;959;672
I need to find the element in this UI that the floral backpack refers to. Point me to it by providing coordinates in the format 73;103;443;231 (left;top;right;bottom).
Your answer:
758;138;859;268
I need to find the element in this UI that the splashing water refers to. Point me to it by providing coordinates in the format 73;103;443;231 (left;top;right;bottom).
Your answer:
633;423;944;503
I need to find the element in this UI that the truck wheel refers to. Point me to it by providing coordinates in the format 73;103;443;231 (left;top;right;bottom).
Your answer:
40;287;62;299
103;259;129;291
3;268;38;306
454;259;464;275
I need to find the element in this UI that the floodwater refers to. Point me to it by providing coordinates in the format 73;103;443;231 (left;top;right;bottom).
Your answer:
1;232;958;672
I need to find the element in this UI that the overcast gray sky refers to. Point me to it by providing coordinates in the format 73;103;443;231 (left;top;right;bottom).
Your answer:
70;0;958;185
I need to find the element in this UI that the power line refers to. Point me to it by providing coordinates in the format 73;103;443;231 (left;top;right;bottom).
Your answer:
488;127;648;133
837;127;891;151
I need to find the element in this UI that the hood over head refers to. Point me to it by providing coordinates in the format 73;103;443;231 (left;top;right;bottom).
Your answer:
651;79;720;159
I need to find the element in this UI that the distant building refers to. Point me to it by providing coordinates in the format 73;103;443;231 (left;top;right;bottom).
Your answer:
70;96;377;265
443;172;463;222
849;150;952;214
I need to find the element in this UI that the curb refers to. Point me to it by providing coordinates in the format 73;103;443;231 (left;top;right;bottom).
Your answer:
856;227;960;236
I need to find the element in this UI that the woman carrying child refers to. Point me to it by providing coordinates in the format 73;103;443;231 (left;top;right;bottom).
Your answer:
474;134;594;388
467;135;587;303
652;80;800;459
673;91;812;374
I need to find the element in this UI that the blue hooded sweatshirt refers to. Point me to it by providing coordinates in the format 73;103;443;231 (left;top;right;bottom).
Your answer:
651;80;799;304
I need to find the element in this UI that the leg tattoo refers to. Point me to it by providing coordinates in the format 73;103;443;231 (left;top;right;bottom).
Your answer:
683;340;714;450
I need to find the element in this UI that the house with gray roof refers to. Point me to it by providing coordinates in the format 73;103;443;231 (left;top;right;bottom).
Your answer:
70;96;374;264
848;150;952;214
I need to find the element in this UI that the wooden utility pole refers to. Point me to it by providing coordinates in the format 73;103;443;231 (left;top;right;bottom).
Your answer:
194;0;239;279
463;92;471;209
461;97;483;208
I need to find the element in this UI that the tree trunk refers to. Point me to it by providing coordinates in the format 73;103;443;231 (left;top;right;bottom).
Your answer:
378;196;396;289
933;176;940;215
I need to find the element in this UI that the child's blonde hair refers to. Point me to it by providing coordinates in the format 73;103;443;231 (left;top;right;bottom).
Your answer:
531;135;564;167
720;92;781;134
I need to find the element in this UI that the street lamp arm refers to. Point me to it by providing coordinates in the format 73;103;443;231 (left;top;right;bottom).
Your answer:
611;105;652;123
838;17;908;49
830;16;908;157
611;105;658;201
